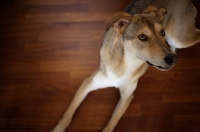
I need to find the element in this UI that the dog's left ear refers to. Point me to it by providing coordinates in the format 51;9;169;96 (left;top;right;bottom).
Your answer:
105;12;132;33
143;5;167;22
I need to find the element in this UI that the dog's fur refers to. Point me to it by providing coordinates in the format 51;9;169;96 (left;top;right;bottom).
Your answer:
51;0;200;132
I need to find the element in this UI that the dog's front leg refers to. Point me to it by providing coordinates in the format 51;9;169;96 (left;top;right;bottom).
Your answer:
51;77;97;132
102;82;138;132
51;70;112;132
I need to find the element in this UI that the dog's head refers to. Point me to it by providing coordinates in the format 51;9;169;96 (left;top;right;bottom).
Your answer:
105;6;177;71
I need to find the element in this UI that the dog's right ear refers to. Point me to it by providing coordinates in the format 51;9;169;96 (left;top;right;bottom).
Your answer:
105;12;132;33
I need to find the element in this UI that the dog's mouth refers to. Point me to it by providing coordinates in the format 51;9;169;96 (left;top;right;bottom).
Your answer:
146;61;170;71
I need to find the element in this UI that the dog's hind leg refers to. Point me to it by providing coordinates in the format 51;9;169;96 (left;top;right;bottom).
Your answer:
51;69;113;132
102;81;138;132
179;28;200;48
166;28;200;49
186;29;200;47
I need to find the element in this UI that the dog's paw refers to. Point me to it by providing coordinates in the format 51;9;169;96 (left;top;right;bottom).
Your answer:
102;127;113;132
51;130;65;132
50;127;65;132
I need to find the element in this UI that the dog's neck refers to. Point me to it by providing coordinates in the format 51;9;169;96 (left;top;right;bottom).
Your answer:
100;29;148;80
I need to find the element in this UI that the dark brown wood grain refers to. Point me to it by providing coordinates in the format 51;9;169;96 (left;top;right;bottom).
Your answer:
1;0;200;132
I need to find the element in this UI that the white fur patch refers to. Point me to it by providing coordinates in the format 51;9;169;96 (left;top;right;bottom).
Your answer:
166;34;183;48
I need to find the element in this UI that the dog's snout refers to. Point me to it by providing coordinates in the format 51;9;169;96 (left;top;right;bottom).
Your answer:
164;54;178;65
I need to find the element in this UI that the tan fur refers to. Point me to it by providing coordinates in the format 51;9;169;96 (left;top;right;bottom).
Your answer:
52;1;199;132
145;4;200;48
163;1;200;48
125;0;200;48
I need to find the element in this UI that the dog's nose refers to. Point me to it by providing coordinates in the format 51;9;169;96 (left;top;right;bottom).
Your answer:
164;54;178;65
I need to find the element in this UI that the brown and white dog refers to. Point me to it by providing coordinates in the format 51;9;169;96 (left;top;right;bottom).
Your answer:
51;0;200;132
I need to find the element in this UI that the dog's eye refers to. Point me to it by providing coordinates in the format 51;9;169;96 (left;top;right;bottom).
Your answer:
161;29;165;36
138;34;148;41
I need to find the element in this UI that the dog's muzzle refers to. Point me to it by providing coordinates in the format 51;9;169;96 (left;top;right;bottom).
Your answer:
146;54;178;71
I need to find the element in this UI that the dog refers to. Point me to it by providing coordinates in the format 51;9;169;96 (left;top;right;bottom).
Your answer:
51;0;200;132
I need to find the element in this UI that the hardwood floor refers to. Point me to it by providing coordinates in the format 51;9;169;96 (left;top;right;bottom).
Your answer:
1;0;200;132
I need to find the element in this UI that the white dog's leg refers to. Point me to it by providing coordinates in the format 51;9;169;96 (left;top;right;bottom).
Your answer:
102;82;138;132
51;70;113;132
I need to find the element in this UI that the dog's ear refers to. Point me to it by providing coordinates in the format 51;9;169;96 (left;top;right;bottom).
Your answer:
143;5;167;22
105;12;132;33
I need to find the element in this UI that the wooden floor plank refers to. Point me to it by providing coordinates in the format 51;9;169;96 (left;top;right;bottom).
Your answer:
1;0;200;132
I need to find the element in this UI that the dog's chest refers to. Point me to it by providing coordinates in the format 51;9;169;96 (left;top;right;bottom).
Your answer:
106;57;148;88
